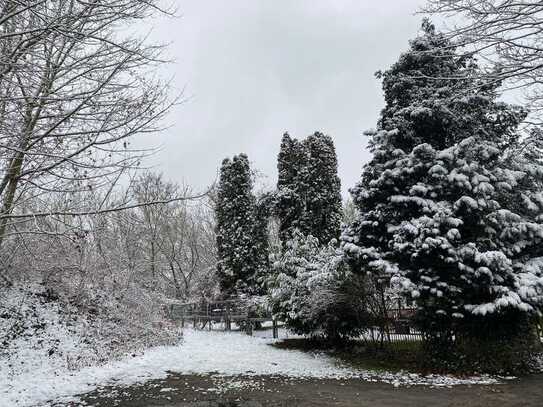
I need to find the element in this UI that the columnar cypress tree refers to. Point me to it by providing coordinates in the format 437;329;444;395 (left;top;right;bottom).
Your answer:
303;132;342;244
276;133;307;243
276;132;342;245
216;154;268;296
342;21;543;349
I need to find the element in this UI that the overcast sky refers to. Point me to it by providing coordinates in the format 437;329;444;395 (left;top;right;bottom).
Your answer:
138;0;426;195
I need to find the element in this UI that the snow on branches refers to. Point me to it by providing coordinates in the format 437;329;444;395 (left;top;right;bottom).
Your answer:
342;22;543;338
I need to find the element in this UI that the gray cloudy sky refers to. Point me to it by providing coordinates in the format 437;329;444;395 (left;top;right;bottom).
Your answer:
139;0;425;195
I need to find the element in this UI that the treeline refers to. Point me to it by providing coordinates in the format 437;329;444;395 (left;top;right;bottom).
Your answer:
0;2;190;359
1;172;217;357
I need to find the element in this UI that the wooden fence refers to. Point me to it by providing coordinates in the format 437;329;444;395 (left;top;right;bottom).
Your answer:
167;299;281;338
166;299;543;349
167;299;424;344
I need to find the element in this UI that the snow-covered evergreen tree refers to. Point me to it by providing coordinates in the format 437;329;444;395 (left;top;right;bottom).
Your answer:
276;133;307;243
276;132;342;245
342;21;543;345
216;154;268;296
303;132;342;244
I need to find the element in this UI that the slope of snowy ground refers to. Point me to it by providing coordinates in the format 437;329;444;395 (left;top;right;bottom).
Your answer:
2;328;505;407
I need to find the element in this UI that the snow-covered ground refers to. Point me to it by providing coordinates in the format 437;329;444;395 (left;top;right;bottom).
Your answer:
1;328;505;407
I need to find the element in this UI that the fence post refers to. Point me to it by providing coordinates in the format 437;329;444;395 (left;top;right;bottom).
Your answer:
272;319;278;339
206;303;210;331
225;304;230;331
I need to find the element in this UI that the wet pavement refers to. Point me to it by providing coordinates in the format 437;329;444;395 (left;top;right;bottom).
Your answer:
61;373;543;407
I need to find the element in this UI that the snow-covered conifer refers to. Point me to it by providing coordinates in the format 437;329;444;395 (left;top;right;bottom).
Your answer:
276;133;308;243
342;21;543;346
216;154;268;295
303;132;342;244
276;132;342;245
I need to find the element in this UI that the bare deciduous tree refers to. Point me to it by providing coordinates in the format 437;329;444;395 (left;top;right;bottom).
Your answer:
133;173;217;300
0;1;177;257
424;1;543;121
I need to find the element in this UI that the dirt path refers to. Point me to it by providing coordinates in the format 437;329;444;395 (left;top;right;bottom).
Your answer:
68;374;543;407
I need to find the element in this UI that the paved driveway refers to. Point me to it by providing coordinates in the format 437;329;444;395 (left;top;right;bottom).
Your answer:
72;373;543;407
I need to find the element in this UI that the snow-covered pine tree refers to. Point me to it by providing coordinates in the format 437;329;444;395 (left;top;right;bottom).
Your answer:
216;154;268;296
342;21;543;351
303;132;342;244
276;133;308;243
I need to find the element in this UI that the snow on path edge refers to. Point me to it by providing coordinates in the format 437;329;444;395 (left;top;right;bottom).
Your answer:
1;329;501;407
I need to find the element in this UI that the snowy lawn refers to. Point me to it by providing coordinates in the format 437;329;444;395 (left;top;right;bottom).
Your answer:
1;328;503;407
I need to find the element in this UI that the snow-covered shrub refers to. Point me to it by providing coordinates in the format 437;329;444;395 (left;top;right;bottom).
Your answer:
269;233;370;341
0;207;182;372
233;294;270;331
0;283;179;384
62;282;179;356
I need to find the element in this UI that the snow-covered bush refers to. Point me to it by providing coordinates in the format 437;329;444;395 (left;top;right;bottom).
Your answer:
342;21;543;366
269;233;370;341
0;283;179;382
0;180;190;371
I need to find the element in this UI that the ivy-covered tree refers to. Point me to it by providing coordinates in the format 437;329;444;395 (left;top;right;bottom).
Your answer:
276;132;342;245
342;21;543;358
215;154;268;296
303;132;342;244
